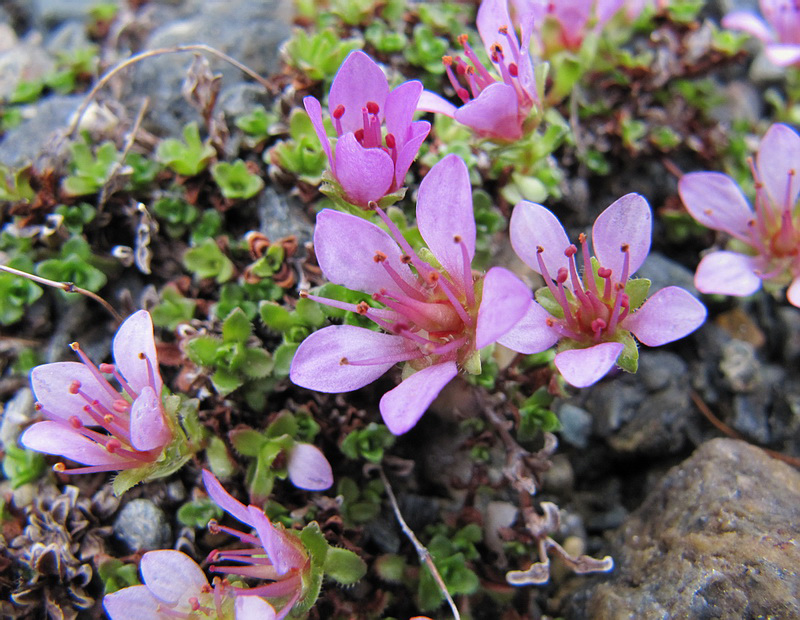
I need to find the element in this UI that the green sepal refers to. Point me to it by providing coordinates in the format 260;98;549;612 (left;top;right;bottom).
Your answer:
625;278;651;311
112;395;203;496
534;287;564;318
462;349;482;375
614;330;639;374
324;546;367;585
295;522;328;615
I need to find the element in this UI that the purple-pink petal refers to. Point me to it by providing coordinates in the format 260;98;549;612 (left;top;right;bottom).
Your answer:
113;310;162;397
393;120;430;189
475;267;532;350
554;342;624;388
333;133;394;207
416;154;476;283
202;468;253;527
693;251;762;297
417;90;457;117
592;193;652;277
247;505;306;576
31;361;113;425
756;123;800;210
510;201;570;277
787;276;800;307
722;11;775;41
235;596;277;620
287;443;333;491
140;550;208;607
103;585;163;619
678;172;754;241
302;96;334;170
477;0;519;55
20;421;124;466
380;361;458;435
496;299;560;354
129;386;171;452
313;209;415;294
624;286;706;347
454;83;522;141
290;325;412;393
384;80;424;145
765;43;800;66
328;51;389;135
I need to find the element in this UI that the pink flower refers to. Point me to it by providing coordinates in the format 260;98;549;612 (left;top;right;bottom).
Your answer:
501;194;706;387
512;0;624;51
722;0;800;66
202;469;308;620
20;310;173;474
304;50;430;208
623;0;670;20
418;0;539;141
679;123;800;306
290;154;531;434
103;550;277;620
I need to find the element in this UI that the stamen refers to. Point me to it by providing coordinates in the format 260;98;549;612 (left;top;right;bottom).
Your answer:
459;34;494;84
373;206;432;277
607;284;627;333
598;266;613;301
619;244;631;284
536;246;574;323
499;25;521;64
138;352;158;392
454;235;475;306
332;104;345;136
578;233;599;296
69;342;121;400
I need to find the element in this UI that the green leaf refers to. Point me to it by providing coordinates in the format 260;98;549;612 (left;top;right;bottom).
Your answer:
241;347;274;379
205;436;236;479
211;367;244;396
211;160;264;200
222;307;252;343
324;547;367;585
183;238;234;283
186;336;222;366
272;343;298;378
177;497;223;529
151;286;196;330
2;445;46;488
340;423;395;463
156;122;216;177
230;429;267;456
260;301;295;332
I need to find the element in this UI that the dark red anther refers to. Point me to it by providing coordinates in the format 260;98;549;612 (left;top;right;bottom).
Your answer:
564;244;578;257
598;267;612;278
356;302;370;315
456;63;467;75
68;380;81;395
332;104;345;119
373;251;387;263
354;128;365;142
621;243;630;252
69;416;82;429
366;101;380;115
499;25;509;34
537;245;545;253
508;63;518;77
106;438;121;453
556;267;569;284
385;133;396;148
99;363;114;373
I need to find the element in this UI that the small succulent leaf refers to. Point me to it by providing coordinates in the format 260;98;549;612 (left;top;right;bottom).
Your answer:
613;330;639;373
625;278;651;310
323;547;367;585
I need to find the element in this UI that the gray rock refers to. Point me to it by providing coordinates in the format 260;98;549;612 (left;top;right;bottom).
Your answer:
114;498;171;552
637;252;698;296
44;19;91;56
557;403;592;449
257;186;314;245
0;32;54;100
28;0;99;29
129;0;291;135
0;93;81;167
719;339;760;392
565;438;800;619
582;351;695;456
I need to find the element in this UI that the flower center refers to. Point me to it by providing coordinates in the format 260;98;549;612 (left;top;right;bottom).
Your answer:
537;234;631;345
332;101;398;187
